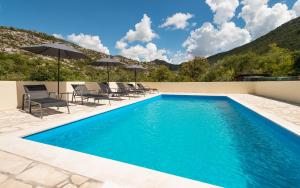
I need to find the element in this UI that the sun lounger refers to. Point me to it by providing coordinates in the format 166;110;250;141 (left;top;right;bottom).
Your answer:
137;83;158;93
116;82;137;96
71;84;110;105
127;83;146;96
98;82;130;98
22;85;70;118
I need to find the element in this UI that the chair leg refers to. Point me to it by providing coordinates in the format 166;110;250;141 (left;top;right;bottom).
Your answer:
40;105;43;119
29;103;32;114
67;104;70;114
22;95;25;110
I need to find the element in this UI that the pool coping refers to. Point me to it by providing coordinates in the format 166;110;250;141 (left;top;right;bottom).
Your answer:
0;93;299;188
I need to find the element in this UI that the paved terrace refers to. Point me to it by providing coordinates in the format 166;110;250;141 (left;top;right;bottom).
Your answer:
0;94;300;188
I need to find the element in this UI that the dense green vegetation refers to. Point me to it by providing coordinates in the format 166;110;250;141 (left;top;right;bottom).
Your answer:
1;44;298;82
0;52;177;82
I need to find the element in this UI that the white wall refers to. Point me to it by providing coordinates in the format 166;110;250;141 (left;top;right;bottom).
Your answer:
0;81;18;110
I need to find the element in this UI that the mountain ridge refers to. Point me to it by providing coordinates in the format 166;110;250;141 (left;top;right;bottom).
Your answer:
207;17;300;63
0;25;179;69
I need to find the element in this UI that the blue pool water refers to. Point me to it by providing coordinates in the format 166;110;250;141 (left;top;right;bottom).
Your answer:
25;95;300;187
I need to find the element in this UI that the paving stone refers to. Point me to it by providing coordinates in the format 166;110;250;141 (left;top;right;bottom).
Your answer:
63;183;77;188
71;175;88;185
0;179;32;188
79;181;103;188
56;179;70;188
0;151;32;175
0;126;20;133
16;164;69;187
0;173;8;184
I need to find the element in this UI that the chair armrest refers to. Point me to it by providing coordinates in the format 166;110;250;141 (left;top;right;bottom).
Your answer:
73;90;83;96
49;92;58;98
23;93;30;100
98;90;109;95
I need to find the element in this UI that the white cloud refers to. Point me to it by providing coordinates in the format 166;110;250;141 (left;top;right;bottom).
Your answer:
121;14;157;43
117;42;169;62
67;33;110;54
205;0;239;25
239;0;297;39
293;0;300;16
160;13;193;30
116;14;168;62
169;51;193;64
115;40;127;49
181;0;246;57
183;22;251;57
52;33;64;39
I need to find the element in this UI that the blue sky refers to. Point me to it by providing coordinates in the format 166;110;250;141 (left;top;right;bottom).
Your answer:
0;0;299;64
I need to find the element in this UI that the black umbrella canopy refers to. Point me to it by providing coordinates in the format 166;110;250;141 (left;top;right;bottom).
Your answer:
21;42;86;95
125;65;147;87
125;64;147;71
21;42;86;59
91;58;125;82
91;58;124;66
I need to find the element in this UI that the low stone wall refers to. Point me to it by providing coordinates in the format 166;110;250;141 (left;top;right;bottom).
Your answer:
0;81;299;110
0;81;18;110
140;82;255;94
254;81;300;105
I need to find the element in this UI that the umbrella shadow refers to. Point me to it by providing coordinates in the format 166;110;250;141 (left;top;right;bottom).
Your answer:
19;107;65;118
129;94;144;98
109;97;126;101
70;101;107;107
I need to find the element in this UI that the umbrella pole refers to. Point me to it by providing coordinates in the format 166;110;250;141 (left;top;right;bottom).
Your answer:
107;63;110;83
135;69;137;88
57;50;61;97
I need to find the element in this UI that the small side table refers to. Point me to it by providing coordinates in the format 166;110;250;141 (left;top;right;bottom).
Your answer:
59;92;73;103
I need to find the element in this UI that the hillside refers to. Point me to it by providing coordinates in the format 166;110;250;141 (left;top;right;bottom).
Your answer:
208;17;300;63
147;59;181;71
0;26;139;63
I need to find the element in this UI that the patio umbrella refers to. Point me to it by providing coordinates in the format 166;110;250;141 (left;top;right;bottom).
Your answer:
91;58;124;83
125;65;146;87
21;42;86;95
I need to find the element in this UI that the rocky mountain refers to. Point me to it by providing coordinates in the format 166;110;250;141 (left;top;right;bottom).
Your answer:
0;26;139;64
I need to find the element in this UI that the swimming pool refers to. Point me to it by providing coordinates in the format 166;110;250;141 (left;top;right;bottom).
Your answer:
25;95;300;187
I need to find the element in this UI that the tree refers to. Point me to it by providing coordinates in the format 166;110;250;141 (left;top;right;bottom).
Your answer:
260;44;294;76
179;57;209;81
292;51;300;75
149;65;175;82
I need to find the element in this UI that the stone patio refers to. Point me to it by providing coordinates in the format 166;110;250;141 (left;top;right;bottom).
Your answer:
0;94;299;188
233;94;300;126
0;150;103;188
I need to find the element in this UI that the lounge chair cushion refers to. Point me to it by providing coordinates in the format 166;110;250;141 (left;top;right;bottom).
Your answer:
30;98;68;108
